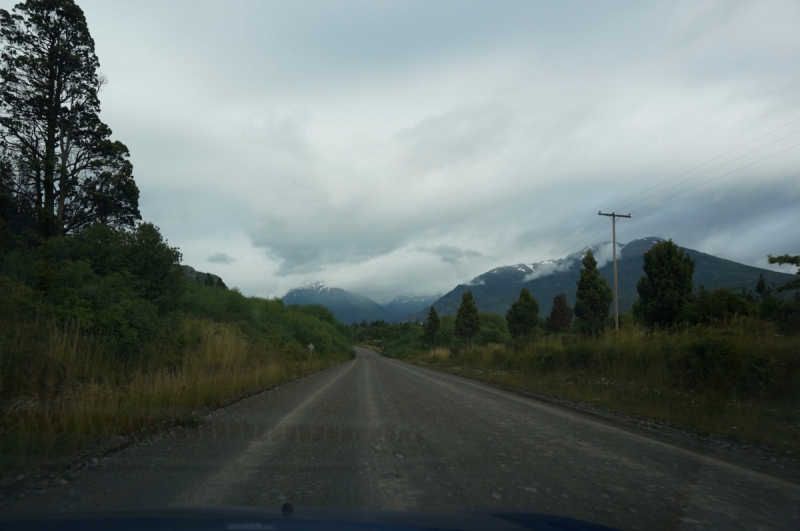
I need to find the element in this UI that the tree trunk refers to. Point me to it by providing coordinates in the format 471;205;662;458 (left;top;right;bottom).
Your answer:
42;61;58;238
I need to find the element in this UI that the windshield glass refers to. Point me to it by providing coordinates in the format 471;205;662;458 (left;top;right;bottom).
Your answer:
1;2;799;530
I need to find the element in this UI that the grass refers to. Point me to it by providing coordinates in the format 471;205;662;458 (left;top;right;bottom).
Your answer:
397;320;800;454
0;317;350;474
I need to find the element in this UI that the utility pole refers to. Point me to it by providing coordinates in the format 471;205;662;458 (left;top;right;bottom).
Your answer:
598;211;631;331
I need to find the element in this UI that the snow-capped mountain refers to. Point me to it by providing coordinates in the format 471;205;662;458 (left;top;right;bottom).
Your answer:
282;282;398;324
425;237;792;318
383;293;441;318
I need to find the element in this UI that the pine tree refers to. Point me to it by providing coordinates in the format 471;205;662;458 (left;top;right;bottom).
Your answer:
546;292;573;334
421;306;440;349
755;274;770;301
506;288;539;339
633;240;695;327
454;290;480;352
574;249;613;337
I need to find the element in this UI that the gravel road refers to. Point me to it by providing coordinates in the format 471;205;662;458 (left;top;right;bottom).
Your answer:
4;347;800;530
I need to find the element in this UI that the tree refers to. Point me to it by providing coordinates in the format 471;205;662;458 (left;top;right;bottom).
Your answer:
768;254;800;293
633;239;695;326
755;274;768;300
421;306;440;349
574;249;613;337
546;292;573;334
0;0;140;238
506;288;539;339
454;290;480;352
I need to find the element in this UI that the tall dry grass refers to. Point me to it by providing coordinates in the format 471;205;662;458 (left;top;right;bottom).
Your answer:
407;319;800;453
0;318;345;473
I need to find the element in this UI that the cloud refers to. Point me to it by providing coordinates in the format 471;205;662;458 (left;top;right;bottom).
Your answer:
523;260;575;282
421;245;484;266
207;252;235;264
72;0;800;302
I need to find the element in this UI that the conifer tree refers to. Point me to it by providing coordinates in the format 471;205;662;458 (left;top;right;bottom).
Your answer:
506;288;539;339
546;292;573;334
574;249;613;337
421;306;440;349
454;290;480;352
633;240;695;326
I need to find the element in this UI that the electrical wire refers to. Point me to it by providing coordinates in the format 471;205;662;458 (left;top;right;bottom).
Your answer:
600;117;800;213
535;116;800;261
630;141;800;215
610;129;800;213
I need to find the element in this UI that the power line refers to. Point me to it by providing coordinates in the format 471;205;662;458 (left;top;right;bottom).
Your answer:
601;117;800;213
533;116;800;261
631;141;800;215
545;218;605;259
613;129;800;213
560;222;610;258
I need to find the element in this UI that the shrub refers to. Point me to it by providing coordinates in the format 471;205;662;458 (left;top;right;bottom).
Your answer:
565;343;594;368
679;334;740;391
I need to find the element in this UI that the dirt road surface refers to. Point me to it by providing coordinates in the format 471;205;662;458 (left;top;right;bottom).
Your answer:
5;348;800;530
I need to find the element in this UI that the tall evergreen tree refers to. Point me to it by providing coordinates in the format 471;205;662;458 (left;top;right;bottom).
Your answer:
506;288;539;339
546;292;573;334
574;249;613;337
454;290;480;352
421;306;440;349
633;240;695;326
0;0;139;238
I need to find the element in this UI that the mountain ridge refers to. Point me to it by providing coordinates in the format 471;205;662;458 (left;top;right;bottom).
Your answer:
423;237;796;319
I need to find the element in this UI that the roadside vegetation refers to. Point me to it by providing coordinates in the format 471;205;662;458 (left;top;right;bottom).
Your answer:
365;243;800;454
0;1;352;474
0;228;353;474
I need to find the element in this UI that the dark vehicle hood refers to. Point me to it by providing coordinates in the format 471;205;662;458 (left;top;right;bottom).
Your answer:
0;507;618;531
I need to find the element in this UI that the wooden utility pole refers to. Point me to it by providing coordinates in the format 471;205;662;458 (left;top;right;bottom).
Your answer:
598;211;631;330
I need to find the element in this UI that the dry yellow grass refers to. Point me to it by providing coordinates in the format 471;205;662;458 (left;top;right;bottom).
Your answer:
0;318;346;473
404;321;800;454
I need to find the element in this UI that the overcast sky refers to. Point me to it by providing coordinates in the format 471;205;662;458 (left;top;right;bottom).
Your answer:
13;0;800;302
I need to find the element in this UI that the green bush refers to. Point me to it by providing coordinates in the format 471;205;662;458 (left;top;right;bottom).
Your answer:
679;333;740;391
565;342;594;368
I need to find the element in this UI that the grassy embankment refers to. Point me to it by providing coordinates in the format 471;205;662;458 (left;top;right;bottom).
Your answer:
378;318;800;454
1;317;349;475
0;226;354;474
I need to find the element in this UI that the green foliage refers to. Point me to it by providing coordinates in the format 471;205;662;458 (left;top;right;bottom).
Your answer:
546;292;573;334
574;249;613;337
421;306;440;348
475;312;509;345
686;286;754;324
0;222;353;361
768;254;800;292
455;290;481;351
506;288;539;339
633;240;695;326
0;0;140;238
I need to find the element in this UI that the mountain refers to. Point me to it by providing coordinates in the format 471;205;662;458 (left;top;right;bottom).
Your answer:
427;237;797;318
383;294;441;318
282;282;398;324
182;265;226;287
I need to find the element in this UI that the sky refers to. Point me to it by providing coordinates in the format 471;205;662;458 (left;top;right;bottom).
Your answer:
9;0;799;303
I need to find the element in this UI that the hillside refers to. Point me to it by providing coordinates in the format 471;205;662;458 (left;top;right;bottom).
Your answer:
383;294;440;319
428;237;797;317
283;282;398;324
